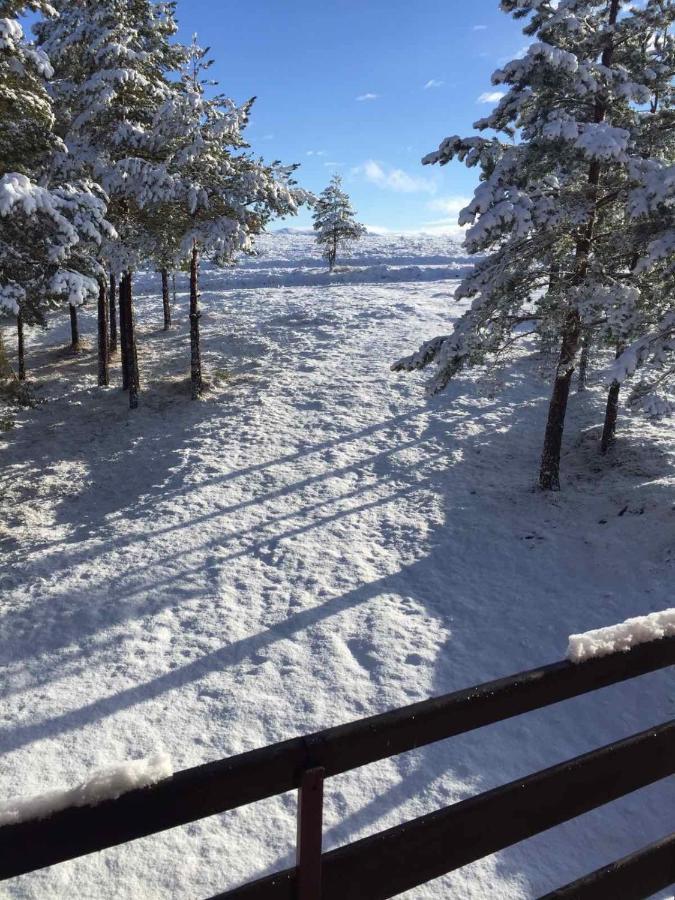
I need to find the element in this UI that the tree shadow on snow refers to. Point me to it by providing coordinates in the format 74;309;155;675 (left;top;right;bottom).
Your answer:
2;336;674;897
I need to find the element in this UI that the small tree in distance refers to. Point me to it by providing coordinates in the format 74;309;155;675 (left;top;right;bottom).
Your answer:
312;175;365;271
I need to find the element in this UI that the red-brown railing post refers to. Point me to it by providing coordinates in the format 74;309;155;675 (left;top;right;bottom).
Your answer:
296;767;325;899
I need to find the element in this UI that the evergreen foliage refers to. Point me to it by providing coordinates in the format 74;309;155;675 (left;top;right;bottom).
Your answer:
312;175;365;271
394;0;674;488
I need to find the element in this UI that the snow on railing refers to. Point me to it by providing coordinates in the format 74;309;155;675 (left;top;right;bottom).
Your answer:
567;609;675;663
0;752;172;827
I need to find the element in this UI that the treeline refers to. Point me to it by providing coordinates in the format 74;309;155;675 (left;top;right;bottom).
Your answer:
0;1;308;407
394;0;674;490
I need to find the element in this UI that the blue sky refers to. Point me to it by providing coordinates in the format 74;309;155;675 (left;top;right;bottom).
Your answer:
174;0;528;233
21;2;530;234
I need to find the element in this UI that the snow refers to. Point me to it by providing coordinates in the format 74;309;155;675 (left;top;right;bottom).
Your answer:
1;231;673;898
567;609;675;663
0;752;172;827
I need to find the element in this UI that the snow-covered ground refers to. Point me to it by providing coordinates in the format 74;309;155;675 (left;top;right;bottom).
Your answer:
1;231;673;899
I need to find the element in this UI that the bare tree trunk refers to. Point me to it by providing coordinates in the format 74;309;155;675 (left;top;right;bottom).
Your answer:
109;272;117;355
600;344;625;454
161;268;172;330
97;278;110;387
600;380;621;454
69;304;80;352
190;240;203;400
0;329;15;382
538;0;619;491
539;315;581;490
17;311;26;382
127;273;139;409
577;331;592;392
119;274;129;390
119;273;140;407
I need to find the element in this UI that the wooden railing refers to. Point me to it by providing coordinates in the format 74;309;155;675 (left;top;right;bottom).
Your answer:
1;636;674;898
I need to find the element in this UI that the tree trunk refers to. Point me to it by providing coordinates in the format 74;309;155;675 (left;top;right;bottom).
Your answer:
172;272;177;306
538;0;620;491
69;305;80;351
126;273;140;409
97;278;110;387
161;268;172;330
119;274;129;390
119;272;140;407
0;329;15;382
600;381;621;454
600;343;625;454
190;241;203;400
577;331;592;392
539;315;581;490
17;311;26;382
109;272;117;355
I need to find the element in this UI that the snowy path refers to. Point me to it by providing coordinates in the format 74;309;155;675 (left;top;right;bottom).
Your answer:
1;236;674;898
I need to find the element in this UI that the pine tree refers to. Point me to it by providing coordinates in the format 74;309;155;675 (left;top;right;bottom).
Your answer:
598;7;675;450
312;175;365;271
35;0;186;406
141;38;308;399
394;0;674;490
1;3;113;384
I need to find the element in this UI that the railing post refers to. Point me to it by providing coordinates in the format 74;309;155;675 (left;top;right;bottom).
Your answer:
296;767;325;899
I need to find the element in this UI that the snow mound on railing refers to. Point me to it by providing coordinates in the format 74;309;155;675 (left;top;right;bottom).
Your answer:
567;609;675;663
0;752;172;827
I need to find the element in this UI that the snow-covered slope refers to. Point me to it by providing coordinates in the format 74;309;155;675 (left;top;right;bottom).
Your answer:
0;233;673;898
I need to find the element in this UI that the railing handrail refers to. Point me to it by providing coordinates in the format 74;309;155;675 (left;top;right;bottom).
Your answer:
214;719;675;899
1;635;674;882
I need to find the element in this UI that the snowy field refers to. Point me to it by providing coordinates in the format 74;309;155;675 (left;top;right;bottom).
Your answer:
1;231;674;898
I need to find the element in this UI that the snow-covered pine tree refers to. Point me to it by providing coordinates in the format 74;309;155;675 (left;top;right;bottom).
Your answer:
142;38;308;399
35;0;186;407
0;2;113;385
598;9;675;450
312;175;365;271
394;0;673;490
605;151;675;430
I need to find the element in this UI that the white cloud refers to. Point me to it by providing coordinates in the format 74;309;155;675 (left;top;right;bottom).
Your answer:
423;195;472;237
428;195;471;218
306;150;327;157
472;24;487;30
477;90;505;103
353;159;436;194
423;79;444;89
356;92;379;101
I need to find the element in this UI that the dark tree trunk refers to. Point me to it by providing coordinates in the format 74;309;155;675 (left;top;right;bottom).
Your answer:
172;272;177;306
600;344;625;454
538;0;619;491
600;380;621;454
577;331;592;392
119;272;140;408
109;272;117;355
97;279;110;387
17;311;26;381
161;268;172;330
0;329;15;382
119;274;129;390
190;241;203;400
127;273;140;409
539;315;581;490
69;305;80;351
